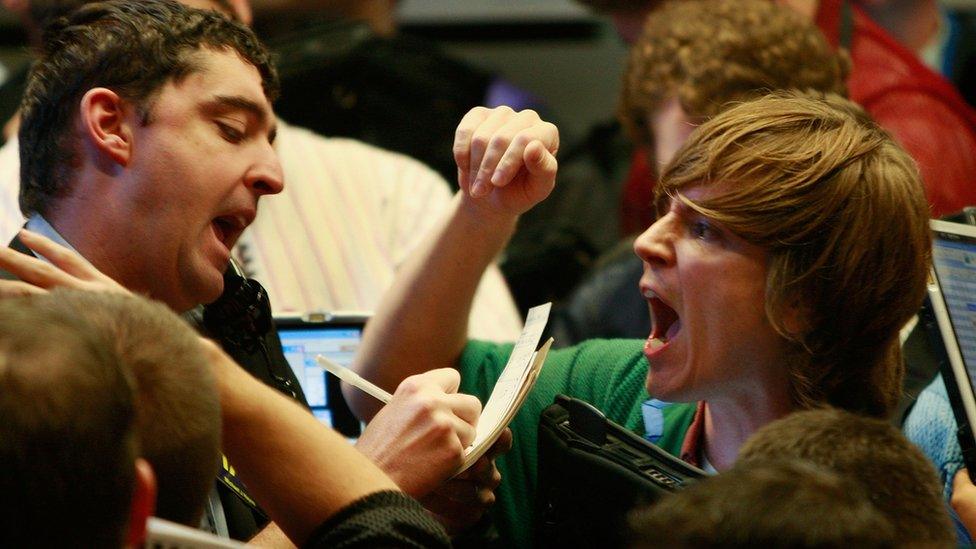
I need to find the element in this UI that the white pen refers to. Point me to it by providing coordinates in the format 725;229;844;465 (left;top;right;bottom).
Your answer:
315;354;392;404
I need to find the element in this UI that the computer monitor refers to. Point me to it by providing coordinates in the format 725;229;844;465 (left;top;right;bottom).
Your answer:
924;219;976;473
275;314;368;439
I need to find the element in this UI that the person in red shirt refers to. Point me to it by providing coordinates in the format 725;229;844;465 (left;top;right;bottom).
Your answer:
812;0;976;217
580;0;976;221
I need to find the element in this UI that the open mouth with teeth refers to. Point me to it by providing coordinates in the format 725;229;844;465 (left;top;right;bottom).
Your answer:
645;290;681;353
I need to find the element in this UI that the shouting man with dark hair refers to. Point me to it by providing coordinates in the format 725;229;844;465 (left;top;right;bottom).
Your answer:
0;0;523;343
0;0;535;542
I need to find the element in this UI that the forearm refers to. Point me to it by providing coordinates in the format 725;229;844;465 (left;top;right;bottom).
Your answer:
467;262;523;342
351;105;559;420
217;353;400;546
351;192;517;419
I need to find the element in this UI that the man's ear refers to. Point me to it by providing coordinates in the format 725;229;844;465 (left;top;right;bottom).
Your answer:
79;87;134;167
125;458;157;548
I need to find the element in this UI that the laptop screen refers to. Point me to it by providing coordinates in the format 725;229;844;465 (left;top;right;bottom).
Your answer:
927;219;976;471
931;223;976;386
276;316;368;439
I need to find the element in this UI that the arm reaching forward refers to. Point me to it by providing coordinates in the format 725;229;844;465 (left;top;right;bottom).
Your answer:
350;106;559;420
207;339;452;547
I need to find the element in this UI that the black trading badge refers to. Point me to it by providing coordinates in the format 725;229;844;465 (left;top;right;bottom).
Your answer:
218;454;268;519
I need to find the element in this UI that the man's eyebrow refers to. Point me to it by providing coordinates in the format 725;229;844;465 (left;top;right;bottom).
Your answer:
206;94;277;143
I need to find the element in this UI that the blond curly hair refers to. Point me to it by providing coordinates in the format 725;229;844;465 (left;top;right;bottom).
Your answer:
620;0;849;147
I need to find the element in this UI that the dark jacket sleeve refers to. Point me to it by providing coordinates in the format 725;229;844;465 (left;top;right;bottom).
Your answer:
303;491;451;549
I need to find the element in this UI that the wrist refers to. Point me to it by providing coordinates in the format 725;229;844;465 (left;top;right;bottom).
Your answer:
455;193;519;236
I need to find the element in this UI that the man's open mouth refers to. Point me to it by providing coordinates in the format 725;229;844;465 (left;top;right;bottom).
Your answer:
211;215;247;248
644;289;680;351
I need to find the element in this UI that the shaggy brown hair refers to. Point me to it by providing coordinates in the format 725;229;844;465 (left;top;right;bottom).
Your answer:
658;91;931;418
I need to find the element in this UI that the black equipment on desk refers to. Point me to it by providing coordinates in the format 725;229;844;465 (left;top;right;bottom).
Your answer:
535;395;704;548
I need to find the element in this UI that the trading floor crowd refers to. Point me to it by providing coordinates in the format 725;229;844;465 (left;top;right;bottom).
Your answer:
1;0;975;547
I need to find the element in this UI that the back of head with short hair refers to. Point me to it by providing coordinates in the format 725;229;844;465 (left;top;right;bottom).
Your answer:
658;91;931;418
0;292;138;548
737;408;954;547
620;0;849;148
0;289;220;543
64;289;221;526
628;460;897;549
18;0;276;218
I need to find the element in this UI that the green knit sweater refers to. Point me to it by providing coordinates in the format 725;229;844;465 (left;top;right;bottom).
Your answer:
459;339;697;547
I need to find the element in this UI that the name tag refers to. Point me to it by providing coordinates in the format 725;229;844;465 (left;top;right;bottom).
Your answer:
217;454;266;520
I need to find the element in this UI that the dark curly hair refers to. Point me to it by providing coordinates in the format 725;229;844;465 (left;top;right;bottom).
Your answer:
620;0;849;147
18;0;276;217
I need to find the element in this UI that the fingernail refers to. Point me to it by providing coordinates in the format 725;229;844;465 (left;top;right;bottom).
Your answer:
490;169;503;186
470;178;483;197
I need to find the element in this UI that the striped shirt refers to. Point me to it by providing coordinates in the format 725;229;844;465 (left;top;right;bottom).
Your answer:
0;122;523;341
0;135;21;243
240;121;521;341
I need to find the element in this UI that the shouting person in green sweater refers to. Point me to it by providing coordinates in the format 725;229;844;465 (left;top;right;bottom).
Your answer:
350;90;931;547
